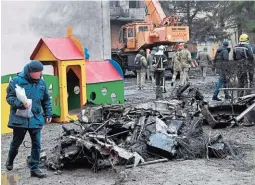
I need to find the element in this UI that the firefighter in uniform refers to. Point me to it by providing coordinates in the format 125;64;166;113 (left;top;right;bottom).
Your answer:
153;45;168;99
233;33;254;97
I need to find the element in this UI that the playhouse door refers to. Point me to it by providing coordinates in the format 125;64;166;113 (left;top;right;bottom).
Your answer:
67;69;81;113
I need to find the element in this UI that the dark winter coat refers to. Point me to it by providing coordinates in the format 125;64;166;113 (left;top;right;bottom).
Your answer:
6;64;52;129
233;42;254;62
214;46;230;76
215;46;229;61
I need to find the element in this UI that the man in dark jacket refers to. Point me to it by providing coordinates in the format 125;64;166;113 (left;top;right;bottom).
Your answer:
212;41;231;101
6;60;52;178
233;33;254;97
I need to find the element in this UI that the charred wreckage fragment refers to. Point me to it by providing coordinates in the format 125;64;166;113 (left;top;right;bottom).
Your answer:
45;85;252;172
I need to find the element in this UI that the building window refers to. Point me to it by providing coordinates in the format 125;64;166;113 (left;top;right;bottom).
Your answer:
128;28;134;37
129;1;140;8
110;1;120;8
138;26;148;32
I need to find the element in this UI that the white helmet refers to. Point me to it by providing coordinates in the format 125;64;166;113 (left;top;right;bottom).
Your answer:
155;45;165;55
158;45;165;51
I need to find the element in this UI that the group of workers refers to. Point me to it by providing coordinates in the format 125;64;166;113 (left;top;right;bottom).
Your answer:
212;33;254;101
135;33;254;101
135;43;192;100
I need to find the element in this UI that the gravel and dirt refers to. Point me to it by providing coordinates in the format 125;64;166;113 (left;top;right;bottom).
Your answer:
1;69;255;185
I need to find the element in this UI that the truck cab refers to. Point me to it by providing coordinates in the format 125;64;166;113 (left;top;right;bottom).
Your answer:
118;23;151;52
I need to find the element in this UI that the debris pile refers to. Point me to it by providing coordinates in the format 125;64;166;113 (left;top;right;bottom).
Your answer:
201;93;255;128
45;86;248;172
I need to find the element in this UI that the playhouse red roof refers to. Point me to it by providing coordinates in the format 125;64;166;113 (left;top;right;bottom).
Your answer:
30;37;84;60
86;61;123;84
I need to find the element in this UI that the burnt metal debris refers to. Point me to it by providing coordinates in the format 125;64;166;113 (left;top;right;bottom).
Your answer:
45;86;254;172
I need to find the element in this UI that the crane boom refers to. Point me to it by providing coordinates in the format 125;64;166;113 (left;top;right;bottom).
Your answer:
145;0;170;26
111;0;190;73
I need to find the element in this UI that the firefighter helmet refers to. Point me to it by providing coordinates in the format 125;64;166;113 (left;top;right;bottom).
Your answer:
159;45;165;51
239;34;249;42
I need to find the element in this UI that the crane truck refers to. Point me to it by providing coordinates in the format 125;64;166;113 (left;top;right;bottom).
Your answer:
111;0;190;73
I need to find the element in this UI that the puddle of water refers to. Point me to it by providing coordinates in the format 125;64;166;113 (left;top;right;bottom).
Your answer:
1;173;19;185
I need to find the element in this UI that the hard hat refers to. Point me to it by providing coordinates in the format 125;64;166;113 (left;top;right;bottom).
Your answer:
239;34;249;42
159;45;165;51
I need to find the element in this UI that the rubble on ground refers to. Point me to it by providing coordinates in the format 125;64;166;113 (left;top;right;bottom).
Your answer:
45;86;255;172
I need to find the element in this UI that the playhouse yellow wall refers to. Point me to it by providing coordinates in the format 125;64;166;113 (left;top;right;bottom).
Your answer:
1;83;12;134
55;60;87;123
34;43;57;61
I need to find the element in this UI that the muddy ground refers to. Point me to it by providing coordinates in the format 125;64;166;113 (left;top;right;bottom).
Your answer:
1;69;255;185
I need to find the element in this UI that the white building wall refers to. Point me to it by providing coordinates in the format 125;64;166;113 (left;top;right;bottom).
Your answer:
1;1;111;75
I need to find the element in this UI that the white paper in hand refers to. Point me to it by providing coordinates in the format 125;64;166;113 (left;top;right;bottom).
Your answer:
15;84;28;104
15;99;33;118
14;85;33;118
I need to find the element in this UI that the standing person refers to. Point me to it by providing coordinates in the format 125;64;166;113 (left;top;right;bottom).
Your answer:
212;41;231;101
233;33;254;97
180;44;192;86
134;50;148;90
153;45;168;99
147;47;157;84
5;60;52;178
171;48;182;86
196;47;212;82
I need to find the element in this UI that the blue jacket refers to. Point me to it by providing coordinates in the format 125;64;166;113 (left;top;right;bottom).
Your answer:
215;46;229;61
6;65;52;129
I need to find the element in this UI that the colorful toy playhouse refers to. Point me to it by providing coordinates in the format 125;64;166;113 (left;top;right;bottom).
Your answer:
86;60;124;104
1;27;124;134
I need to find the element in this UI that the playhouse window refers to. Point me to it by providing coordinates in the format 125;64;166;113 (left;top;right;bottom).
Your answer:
48;84;53;99
101;87;108;96
74;86;80;94
90;92;96;101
